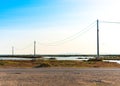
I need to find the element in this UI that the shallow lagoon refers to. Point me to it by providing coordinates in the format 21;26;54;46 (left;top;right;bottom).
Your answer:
0;57;120;64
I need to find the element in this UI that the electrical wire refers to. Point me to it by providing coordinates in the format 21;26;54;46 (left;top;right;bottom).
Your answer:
8;21;96;52
37;21;96;46
100;21;120;24
6;20;120;53
15;43;33;51
100;20;120;54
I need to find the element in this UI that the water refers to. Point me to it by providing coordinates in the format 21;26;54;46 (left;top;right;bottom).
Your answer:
43;56;93;61
103;60;120;64
0;57;33;60
0;57;120;64
42;57;120;64
0;56;92;61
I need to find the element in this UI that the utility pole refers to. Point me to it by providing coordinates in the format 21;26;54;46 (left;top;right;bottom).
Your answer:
34;41;36;56
97;19;99;59
12;46;14;55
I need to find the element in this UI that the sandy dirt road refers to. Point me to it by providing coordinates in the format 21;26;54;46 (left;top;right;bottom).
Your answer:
0;68;120;86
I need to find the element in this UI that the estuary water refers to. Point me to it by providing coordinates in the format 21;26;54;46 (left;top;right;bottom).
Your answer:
103;60;120;64
0;57;120;64
0;56;92;61
43;57;120;64
43;56;90;60
0;57;32;60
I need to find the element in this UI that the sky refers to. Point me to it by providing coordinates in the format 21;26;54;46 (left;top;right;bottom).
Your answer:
0;0;120;55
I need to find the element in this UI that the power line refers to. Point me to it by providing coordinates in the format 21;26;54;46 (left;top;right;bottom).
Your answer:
100;21;120;24
15;43;33;51
37;21;96;46
99;20;120;55
4;20;120;55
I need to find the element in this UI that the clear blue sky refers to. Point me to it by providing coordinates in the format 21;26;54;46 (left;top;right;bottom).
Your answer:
0;0;120;54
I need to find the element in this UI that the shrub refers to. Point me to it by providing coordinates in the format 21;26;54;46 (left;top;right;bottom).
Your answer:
0;62;4;65
88;58;103;62
49;58;56;60
35;62;51;68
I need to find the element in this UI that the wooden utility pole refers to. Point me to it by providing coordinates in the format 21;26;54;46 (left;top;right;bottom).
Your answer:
97;19;99;59
34;41;36;56
12;46;14;55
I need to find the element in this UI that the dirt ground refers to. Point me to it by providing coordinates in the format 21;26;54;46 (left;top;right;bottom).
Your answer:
0;68;120;86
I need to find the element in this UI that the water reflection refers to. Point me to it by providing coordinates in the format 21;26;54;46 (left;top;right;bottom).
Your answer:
104;60;120;64
0;57;33;60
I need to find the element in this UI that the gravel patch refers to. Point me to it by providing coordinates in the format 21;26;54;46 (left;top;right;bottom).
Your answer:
0;68;119;86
